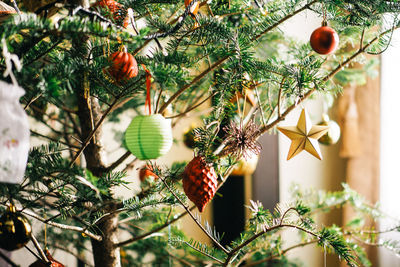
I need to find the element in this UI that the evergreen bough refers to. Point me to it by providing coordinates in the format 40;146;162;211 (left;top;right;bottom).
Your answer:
0;0;399;266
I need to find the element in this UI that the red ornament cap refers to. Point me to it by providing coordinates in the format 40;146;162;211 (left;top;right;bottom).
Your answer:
182;156;218;212
310;25;339;55
106;48;138;82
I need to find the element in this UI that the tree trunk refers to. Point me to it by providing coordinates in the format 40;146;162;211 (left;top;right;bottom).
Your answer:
90;212;121;267
77;94;121;267
71;1;121;266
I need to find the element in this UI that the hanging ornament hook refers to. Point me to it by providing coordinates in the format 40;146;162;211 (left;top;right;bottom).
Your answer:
1;38;22;86
141;64;152;115
322;2;327;26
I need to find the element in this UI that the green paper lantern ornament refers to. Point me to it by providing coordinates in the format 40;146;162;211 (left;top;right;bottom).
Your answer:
125;114;173;160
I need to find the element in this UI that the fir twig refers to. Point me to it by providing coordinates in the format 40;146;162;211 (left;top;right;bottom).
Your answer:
31;130;80;149
158;176;230;254
257;25;399;136
69;95;122;167
183;240;224;264
22;210;102;241
166;92;216;119
105;151;132;172
252;0;318;41
50;243;94;267
158;56;229;113
116;205;196;247
30;233;50;263
243;239;319;267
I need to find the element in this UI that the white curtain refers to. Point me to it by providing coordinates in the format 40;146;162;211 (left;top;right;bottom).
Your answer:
379;28;400;266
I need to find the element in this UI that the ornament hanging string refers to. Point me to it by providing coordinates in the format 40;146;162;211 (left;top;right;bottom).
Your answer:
141;64;152;115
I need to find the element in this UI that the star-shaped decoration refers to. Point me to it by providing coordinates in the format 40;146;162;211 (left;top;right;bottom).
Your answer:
277;108;330;160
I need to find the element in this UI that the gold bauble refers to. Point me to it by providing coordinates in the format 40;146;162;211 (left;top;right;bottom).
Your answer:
183;124;197;149
318;114;341;146
0;204;32;251
231;153;259;176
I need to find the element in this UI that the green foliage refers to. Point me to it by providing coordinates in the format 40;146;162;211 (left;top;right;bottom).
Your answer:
318;226;357;266
0;0;399;266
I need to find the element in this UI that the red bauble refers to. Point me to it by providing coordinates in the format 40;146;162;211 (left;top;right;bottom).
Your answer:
310;26;339;55
93;0;129;28
182;157;218;212
29;250;65;267
139;165;158;182
107;49;138;82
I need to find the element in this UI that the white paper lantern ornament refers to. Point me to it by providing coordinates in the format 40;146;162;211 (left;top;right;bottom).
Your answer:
0;81;30;184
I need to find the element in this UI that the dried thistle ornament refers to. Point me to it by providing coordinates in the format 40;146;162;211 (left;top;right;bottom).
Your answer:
222;120;261;160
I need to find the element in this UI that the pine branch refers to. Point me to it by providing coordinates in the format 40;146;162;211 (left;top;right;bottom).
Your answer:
116;205;196;247
105;151;132;172
50;243;94;267
30;233;50;264
165;250;195;267
69;95;122;167
252;0;318;41
346;225;400;236
143;0;199;40
257;24;399;136
243;239;319;267
182;240;224;264
165;91;216;119
223;204;357;267
31;130;80;149
22;210;102;241
158;176;230;254
24;39;62;66
158;55;229;114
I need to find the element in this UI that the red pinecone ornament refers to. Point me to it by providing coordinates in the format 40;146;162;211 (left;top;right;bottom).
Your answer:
29;250;65;267
310;25;339;55
182;157;218;212
106;48;138;82
93;0;129;28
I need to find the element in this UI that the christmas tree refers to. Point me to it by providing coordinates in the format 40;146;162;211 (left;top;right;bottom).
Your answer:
0;0;399;266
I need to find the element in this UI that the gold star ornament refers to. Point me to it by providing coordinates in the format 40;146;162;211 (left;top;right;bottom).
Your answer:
277;108;329;160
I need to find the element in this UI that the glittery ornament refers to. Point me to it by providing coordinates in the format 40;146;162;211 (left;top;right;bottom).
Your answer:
222;120;261;159
0;204;32;251
29;250;65;267
182;157;218;212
